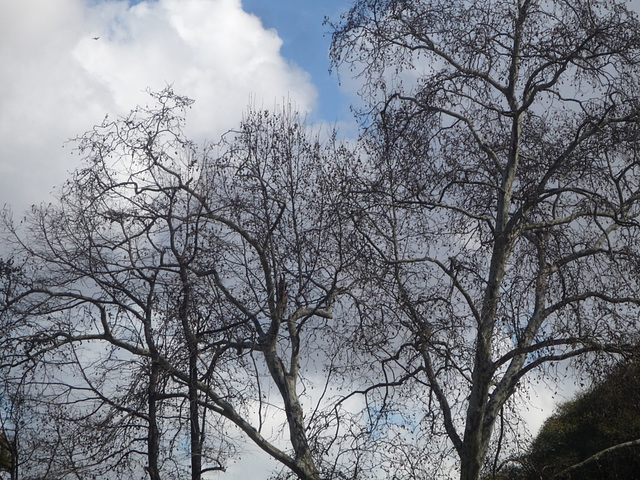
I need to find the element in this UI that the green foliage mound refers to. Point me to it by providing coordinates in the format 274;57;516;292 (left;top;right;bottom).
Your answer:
524;360;640;479
0;433;12;471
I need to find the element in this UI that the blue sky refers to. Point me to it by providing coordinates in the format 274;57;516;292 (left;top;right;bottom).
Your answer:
241;0;353;122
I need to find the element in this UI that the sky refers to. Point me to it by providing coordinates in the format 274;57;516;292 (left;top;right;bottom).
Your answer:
0;0;355;215
1;0;639;477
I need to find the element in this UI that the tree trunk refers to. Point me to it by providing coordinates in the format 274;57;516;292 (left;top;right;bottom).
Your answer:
147;360;161;480
188;349;202;480
179;265;202;480
263;345;320;480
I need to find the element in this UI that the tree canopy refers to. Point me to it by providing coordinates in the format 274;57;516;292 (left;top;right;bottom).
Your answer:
330;0;640;478
520;359;640;479
1;92;359;480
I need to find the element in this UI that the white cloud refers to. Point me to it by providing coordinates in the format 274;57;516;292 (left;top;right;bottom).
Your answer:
0;0;317;213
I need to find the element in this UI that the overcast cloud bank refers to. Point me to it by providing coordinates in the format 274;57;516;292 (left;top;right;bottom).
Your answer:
0;0;317;213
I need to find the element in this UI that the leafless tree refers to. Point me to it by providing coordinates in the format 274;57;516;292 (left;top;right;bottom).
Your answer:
1;90;359;480
330;0;640;479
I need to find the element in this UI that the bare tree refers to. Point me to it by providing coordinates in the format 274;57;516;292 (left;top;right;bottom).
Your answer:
1;90;358;479
330;0;640;479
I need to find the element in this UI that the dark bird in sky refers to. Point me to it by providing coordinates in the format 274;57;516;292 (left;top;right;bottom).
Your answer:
93;37;100;40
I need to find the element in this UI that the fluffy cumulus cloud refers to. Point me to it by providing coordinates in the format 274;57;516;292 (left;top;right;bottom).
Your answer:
0;0;317;213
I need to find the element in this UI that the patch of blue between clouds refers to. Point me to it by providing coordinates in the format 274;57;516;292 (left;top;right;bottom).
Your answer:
241;0;353;123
